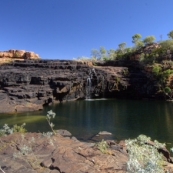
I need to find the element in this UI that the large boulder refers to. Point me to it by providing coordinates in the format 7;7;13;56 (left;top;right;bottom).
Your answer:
25;51;40;59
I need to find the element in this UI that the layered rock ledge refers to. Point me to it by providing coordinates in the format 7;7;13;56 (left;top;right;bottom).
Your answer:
0;59;158;113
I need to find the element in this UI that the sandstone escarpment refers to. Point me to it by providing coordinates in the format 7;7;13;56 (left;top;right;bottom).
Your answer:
0;50;40;63
0;60;157;113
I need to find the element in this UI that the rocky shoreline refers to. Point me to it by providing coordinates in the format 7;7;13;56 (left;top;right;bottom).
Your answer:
0;130;173;173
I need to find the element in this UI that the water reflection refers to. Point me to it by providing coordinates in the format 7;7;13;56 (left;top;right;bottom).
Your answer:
0;99;173;144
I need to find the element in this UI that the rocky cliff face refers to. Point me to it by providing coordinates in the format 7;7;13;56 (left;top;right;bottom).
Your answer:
0;60;157;113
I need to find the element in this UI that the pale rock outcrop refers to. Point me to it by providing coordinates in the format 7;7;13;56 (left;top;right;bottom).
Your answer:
0;49;40;59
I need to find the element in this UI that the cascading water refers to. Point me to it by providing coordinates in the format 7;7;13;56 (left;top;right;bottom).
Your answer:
102;76;105;98
86;76;92;99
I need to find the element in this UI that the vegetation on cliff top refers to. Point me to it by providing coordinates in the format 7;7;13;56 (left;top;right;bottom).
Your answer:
76;30;173;62
76;30;173;100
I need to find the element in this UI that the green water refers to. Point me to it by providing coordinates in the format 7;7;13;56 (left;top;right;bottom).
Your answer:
0;99;173;146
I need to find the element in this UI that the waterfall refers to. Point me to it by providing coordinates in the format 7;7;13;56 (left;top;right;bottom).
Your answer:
86;77;92;99
85;68;97;99
102;76;105;98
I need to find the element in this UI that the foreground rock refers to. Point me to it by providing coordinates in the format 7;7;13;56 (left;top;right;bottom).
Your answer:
0;132;128;173
1;132;173;173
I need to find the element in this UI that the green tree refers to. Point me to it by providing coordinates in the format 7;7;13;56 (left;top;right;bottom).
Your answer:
91;49;99;59
118;42;126;52
160;40;173;51
152;64;161;76
132;34;142;44
99;46;106;55
124;47;132;53
135;40;144;48
143;36;156;45
167;30;173;39
107;49;116;59
99;46;107;60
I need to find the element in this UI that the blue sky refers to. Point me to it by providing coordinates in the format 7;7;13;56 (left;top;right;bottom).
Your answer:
1;0;173;59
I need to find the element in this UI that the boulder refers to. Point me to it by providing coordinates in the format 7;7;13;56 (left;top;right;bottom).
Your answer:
25;51;40;59
98;131;112;135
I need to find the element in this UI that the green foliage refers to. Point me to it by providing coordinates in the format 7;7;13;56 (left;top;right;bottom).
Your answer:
162;69;173;80
0;130;5;137
96;139;109;154
139;53;145;62
122;68;129;76
118;42;126;52
163;87;173;99
91;47;108;60
160;40;173;51
125;135;165;173
135;40;144;48
152;64;161;76
124;47;132;53
132;33;142;44
107;49;116;60
91;49;100;60
167;30;173;39
13;123;27;133
143;35;156;45
0;123;27;136
99;46;106;55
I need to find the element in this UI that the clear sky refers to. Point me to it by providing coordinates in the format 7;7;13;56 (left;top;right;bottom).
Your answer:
1;0;173;59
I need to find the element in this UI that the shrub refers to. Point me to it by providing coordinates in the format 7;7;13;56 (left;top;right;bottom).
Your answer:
96;139;109;154
13;123;27;133
125;135;165;173
152;64;161;76
0;123;27;136
164;87;171;94
46;110;56;135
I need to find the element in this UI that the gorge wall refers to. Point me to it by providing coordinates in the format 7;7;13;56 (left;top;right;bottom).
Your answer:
0;59;157;113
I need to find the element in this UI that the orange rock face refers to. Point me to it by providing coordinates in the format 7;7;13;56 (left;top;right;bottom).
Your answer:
0;49;40;59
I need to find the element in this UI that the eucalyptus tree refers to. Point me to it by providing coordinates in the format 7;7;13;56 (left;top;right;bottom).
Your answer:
160;40;173;50
107;49;116;60
99;46;107;60
143;36;156;45
168;30;173;39
91;49;99;60
135;40;144;48
118;42;126;53
132;34;142;44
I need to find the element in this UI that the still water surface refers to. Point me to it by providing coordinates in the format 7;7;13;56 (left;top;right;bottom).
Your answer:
0;99;173;145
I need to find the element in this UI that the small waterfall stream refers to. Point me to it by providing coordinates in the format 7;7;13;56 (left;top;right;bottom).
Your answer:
102;76;105;98
85;68;106;99
86;77;92;99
